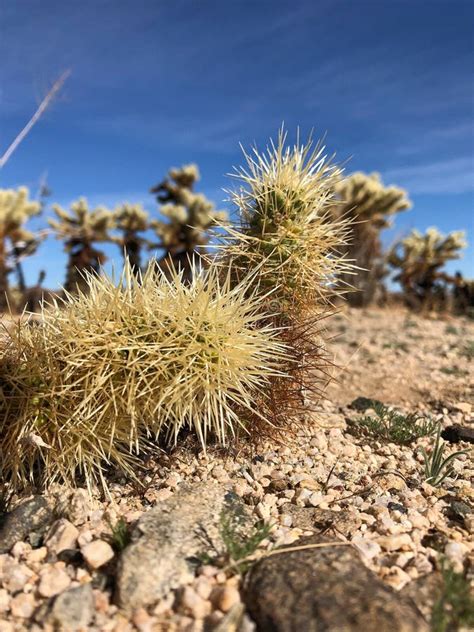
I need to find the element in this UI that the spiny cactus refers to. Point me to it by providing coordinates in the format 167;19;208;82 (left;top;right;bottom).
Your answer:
49;198;114;295
0;187;41;310
150;164;227;280
113;203;150;276
329;172;412;306
0;260;286;492
388;227;466;310
213;129;354;424
215;129;353;312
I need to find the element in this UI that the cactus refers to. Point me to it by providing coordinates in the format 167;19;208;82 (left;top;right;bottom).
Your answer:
0;187;41;310
388;227;466;310
213;129;354;425
149;164;227;280
49;198;114;295
0;260;286;491
329;172;412;306
214;129;353;312
113;203;150;276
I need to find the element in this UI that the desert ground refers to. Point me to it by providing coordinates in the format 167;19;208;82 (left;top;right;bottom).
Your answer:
0;306;472;631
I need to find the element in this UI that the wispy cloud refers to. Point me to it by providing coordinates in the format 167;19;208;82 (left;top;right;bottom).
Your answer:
383;157;474;194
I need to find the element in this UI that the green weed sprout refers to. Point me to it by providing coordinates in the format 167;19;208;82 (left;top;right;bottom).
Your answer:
359;404;438;445
0;259;287;492
420;427;468;487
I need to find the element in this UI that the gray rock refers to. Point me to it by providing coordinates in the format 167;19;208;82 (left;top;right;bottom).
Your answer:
115;482;248;611
280;505;361;537
400;573;444;621
244;535;428;632
49;584;94;630
0;496;53;554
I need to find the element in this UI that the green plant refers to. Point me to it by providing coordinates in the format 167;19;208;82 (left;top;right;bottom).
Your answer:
329;172;411;306
389;228;466;311
113;203;150;276
439;367;468;377
198;509;272;574
359;404;438;445
420;427;468;487
0;187;41;310
445;325;458;336
459;340;474;361
149;164;227;281
107;517;132;552
0;259;286;492
431;559;474;632
49;198;115;295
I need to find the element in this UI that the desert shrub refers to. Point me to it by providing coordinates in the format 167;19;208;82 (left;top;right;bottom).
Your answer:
388;227;466;311
358;404;438;445
0;260;286;492
328;172;411;306
49;198;115;295
149;164;227;281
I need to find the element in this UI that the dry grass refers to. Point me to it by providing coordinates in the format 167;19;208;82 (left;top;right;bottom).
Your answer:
0;260;287;492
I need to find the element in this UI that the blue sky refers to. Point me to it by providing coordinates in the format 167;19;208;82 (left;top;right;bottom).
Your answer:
1;0;473;288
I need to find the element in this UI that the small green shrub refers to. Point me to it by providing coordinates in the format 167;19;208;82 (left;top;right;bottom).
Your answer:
431;559;474;632
359;404;438;445
199;510;272;574
107;517;132;552
420;427;468;487
439;367;468;377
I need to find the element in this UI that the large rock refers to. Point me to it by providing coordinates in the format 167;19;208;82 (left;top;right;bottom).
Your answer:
115;482;248;611
0;497;53;554
244;535;428;632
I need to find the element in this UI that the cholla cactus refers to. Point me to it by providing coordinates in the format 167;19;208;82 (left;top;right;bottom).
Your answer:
0;260;286;491
215;129;353;312
113;203;150;275
150;164;227;280
330;172;412;306
213;129;354;423
49;198;114;294
388;227;466;310
0;187;41;310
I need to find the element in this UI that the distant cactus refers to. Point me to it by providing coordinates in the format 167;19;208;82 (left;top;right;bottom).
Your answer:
113;203;150;276
388;227;467;310
49;198;114;295
149;164;227;280
330;172;412;306
0;187;41;310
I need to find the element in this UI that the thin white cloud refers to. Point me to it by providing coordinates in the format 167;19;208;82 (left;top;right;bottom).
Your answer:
383;157;474;194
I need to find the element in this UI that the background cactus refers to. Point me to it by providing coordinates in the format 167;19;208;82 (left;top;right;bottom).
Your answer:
113;203;150;276
388;227;467;310
329;172;412;306
0;187;41;310
49;198;115;294
149;164;227;280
